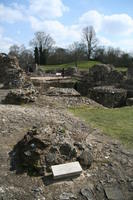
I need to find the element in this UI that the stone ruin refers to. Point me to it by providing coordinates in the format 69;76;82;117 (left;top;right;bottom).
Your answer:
76;64;129;107
126;97;133;106
0;53;38;104
10;127;93;176
122;66;133;106
46;87;80;97
4;87;38;105
77;64;125;95
1;52;133;107
89;64;124;86
127;66;133;80
0;53;26;88
89;86;127;108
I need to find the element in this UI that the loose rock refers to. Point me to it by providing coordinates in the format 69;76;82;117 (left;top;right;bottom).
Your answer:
59;192;77;200
104;185;124;200
78;150;93;168
80;188;94;200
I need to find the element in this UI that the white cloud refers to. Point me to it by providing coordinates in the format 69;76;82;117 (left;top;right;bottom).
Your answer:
29;0;69;19
0;4;25;23
79;10;133;36
30;13;133;50
29;17;80;46
0;0;71;50
0;25;19;53
29;10;133;48
0;26;4;34
115;39;133;51
0;34;14;53
103;14;133;35
0;0;69;24
99;36;114;47
79;10;102;32
0;0;133;51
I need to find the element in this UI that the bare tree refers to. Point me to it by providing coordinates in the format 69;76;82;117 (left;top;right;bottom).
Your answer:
69;42;86;68
8;44;34;72
30;31;55;49
30;31;55;65
8;44;20;58
82;26;98;60
19;49;34;72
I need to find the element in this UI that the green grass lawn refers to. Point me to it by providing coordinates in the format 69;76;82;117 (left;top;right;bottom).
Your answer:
40;60;127;72
116;67;127;72
69;106;133;148
40;60;101;71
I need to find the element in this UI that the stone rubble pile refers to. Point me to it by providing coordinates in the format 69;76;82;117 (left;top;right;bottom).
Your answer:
11;127;93;175
0;53;26;89
3;86;39;105
0;53;38;104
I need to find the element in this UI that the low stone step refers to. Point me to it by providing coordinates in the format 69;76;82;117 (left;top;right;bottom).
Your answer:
51;161;82;179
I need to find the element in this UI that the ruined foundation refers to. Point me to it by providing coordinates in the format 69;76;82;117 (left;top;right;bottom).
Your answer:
88;86;127;108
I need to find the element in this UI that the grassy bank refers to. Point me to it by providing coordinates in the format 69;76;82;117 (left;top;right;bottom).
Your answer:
116;67;127;72
40;61;101;71
40;61;127;72
69;106;133;148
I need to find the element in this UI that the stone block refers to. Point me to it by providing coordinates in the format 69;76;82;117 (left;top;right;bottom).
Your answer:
51;161;82;179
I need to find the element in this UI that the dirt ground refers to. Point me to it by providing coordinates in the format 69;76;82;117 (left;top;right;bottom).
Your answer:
0;93;133;200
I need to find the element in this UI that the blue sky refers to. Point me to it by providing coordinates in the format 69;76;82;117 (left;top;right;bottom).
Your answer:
0;0;133;52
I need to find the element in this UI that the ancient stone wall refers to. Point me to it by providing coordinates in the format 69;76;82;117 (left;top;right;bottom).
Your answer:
0;53;27;88
88;86;127;107
88;64;124;86
127;66;133;80
76;64;125;97
0;53;38;104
